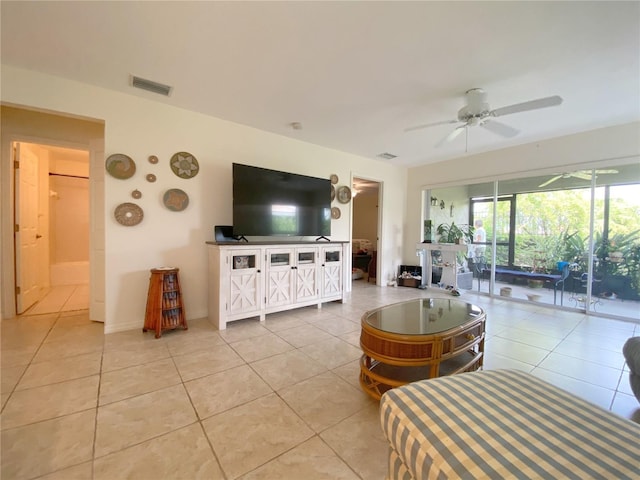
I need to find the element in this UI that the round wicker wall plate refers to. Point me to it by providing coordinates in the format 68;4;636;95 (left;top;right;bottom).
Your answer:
331;184;336;201
163;188;189;211
170;152;199;178
114;202;143;226
148;155;159;164
330;174;339;184
337;186;352;203
105;154;136;179
331;207;341;219
131;189;142;199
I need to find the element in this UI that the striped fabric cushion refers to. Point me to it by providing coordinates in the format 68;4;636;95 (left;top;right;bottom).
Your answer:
380;369;640;480
387;447;413;480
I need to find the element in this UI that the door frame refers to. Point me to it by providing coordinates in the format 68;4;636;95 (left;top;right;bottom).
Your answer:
1;134;103;320
350;174;383;287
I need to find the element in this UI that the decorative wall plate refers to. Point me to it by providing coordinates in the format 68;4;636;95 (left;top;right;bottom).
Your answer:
330;174;339;184
114;202;143;226
105;154;136;179
337;186;352;204
170;152;199;178
148;155;158;164
131;189;142;199
163;188;189;211
146;173;156;183
331;207;341;219
331;184;336;201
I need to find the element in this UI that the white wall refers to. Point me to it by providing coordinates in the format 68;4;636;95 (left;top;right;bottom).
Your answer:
49;151;90;265
1;66;408;332
427;185;471;238
404;122;640;262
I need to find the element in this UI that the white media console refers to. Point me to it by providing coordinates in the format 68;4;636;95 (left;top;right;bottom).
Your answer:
207;242;349;329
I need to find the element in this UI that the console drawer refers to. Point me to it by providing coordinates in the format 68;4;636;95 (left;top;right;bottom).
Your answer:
441;319;484;357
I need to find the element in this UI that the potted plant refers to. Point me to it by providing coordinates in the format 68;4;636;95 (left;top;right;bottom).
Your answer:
436;222;474;244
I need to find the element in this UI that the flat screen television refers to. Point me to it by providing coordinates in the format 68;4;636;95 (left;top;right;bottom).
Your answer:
232;163;331;237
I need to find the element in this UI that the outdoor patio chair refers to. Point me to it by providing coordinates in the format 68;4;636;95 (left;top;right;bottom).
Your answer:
469;256;486;292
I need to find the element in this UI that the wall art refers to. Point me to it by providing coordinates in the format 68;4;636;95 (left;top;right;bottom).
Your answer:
114;202;143;226
163;188;189;211
105;154;136;179
171;152;199;178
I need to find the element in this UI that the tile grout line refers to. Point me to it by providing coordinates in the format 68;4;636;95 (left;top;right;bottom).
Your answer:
92;339;105;480
3;284;638;479
0;312;61;416
170;335;235;480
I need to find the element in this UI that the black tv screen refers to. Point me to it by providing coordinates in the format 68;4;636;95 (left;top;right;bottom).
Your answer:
232;163;331;237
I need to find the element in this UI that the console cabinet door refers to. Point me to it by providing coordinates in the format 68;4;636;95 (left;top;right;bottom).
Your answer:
265;248;295;308
295;247;319;302
321;246;342;300
228;249;262;316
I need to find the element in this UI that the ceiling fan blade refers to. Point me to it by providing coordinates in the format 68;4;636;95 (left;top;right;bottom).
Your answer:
538;175;563;188
491;95;563;117
404;119;459;132
594;169;619;174
570;171;593;180
480;120;519;138
435;125;466;147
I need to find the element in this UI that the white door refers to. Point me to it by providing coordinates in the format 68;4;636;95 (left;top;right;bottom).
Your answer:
321;246;343;299
14;143;43;313
229;250;262;316
265;248;294;308
295;248;318;302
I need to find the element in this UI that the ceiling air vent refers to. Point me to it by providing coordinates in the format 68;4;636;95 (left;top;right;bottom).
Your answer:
130;75;173;97
377;152;397;160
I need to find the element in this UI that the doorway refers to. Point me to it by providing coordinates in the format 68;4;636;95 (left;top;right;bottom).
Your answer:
352;177;381;285
1;105;105;322
13;142;90;315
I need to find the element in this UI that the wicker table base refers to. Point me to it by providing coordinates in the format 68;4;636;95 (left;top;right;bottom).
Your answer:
359;298;485;400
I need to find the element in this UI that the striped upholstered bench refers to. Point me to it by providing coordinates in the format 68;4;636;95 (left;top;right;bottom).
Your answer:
380;369;640;480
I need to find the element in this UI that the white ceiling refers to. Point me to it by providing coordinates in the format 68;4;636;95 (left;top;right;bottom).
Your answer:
2;1;639;167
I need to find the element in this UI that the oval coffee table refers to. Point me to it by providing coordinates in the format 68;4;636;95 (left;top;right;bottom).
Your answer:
359;297;486;400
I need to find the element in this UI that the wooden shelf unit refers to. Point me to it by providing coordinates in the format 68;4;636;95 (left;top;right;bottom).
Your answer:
143;267;188;338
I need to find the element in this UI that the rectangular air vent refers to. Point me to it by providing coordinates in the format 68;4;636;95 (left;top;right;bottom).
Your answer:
377;152;397;160
130;75;173;97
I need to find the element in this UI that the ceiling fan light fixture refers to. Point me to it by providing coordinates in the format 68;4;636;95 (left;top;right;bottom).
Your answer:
405;87;563;148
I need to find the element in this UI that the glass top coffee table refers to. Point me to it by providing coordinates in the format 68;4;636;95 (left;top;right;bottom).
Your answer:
359;297;486;400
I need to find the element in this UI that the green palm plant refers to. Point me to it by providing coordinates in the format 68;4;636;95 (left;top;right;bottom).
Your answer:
436;222;474;244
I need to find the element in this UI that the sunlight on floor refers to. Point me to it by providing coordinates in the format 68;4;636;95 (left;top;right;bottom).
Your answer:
24;285;89;315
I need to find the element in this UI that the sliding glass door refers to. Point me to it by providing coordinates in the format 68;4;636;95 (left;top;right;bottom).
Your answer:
427;161;640;322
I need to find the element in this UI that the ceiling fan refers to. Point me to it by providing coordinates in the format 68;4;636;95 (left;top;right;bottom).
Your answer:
538;169;619;188
405;88;563;147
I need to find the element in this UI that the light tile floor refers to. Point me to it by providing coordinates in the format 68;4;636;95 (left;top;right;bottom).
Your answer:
473;277;640;321
22;284;90;316
2;281;639;479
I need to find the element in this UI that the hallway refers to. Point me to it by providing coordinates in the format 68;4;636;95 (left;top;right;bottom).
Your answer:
22;285;89;316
